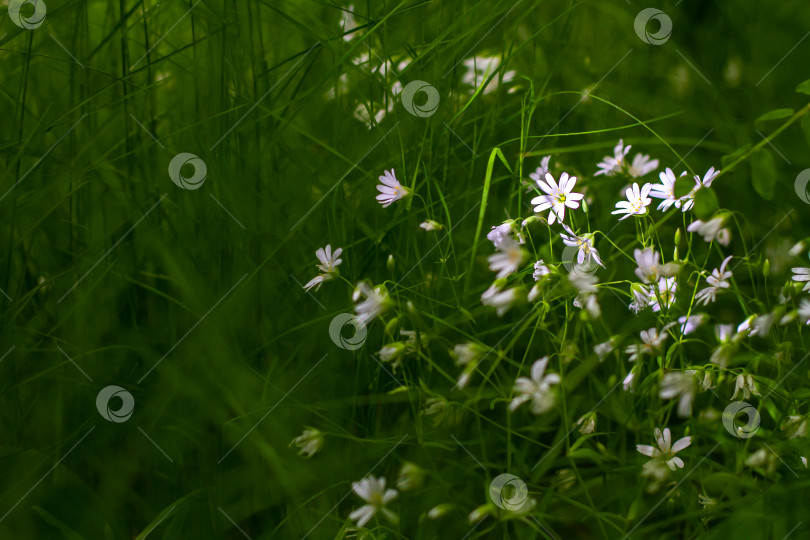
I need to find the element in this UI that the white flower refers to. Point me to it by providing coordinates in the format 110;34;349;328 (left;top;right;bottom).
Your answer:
695;255;733;306
633;248;679;284
560;224;605;268
687;217;730;245
612;182;652;220
508;356;561;415
650;277;677;312
375;169;410;208
487;220;524;247
526;155;551;192
481;283;522;317
594;338;616;361
289;427;324;458
623;365;640;392
791;267;810;292
531;172;584;225
649;168;689;211
452;343;484;366
730;373;760;400
636;427;692;471
353;282;390;324
629;283;653;313
626;326;670;361
349;476;399;527
303;245;343;292
533;260;551;281
694;167;720;189
628;153;660;178
595;139;631;176
419;220;443;231
461;55;515;94
487;234;527;279
698;494;717;509
678;314;706;335
660;371;697;417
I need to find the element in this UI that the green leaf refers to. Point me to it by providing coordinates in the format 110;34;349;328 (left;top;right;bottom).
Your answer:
693;187;719;219
755;108;794;127
750;149;777;200
796;79;810;95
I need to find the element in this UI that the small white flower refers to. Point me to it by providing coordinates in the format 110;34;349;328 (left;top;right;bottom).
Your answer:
730;373;760;400
629;283;653;313
678;314;706;335
487;220;525;247
694;167;720;188
560;224;605;268
303;244;343;292
487;234;527;279
531;172;585;225
353;282;390;324
526;155;551;192
626;326;670;362
687;217;729;244
481;283;522;317
696;255;733;306
452;343;484;366
595;139;631;176
419;220;443;231
349;476;399;527
533;260;551;281
375;169;410;208
636;427;692;471
462;55;515;95
508;356;561;415
791;267;810;292
660;371;697;417
634;248;661;283
628;153;660;178
650;277;677;312
594;338;616;361
649;168;689;211
698;494;717;509
612;182;652;220
623;365;640;392
289;427;324;458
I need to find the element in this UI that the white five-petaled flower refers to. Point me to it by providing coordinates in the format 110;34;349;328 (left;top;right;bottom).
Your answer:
349;476;399;527
687;217;731;245
650;276;677;312
791;267;810;292
678;314;706;335
696;255;733;306
612;182;652;220
636;427;692;471
626;325;671;362
628;153;660;178
461;55;516;95
694;167;720;189
353;282;390;324
526;155;551;191
419;220;443;231
487;220;524;248
660;371;697;417
649;168;689;211
560;224;605;268
508;356;561;415
303;244;344;292
531;172;584;225
798;298;810;324
376;168;410;208
595;139;631;176
488;234;527;279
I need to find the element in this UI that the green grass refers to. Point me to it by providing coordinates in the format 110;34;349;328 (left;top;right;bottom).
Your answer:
2;0;810;538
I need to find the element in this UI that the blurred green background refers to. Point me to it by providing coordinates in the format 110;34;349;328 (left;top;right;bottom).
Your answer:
1;0;810;538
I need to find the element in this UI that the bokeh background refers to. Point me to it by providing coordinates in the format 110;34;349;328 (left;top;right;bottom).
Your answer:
1;0;810;538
